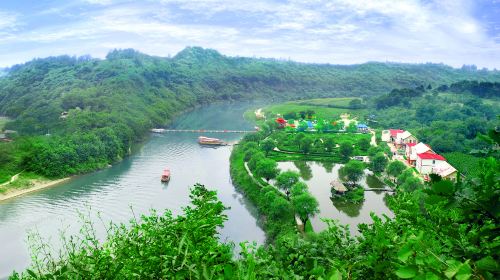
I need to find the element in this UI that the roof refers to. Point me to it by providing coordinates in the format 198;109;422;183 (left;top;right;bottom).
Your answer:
357;124;368;128
414;142;432;154
275;118;286;124
432;162;457;177
397;131;413;140
390;129;404;137
330;180;347;192
417;152;446;161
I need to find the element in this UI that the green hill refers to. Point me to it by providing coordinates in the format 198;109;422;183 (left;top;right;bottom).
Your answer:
0;47;499;178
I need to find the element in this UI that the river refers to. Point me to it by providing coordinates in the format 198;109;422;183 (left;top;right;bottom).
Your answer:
0;102;266;278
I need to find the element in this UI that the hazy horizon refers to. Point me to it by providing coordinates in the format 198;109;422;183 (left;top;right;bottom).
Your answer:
0;0;499;68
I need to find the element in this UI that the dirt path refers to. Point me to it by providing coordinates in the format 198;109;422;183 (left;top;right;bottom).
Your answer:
0;172;21;187
370;130;377;147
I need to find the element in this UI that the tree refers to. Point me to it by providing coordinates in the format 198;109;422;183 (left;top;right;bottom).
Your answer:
370;153;388;173
339;142;353;160
290;182;308;197
357;138;370;151
324;137;335;152
400;176;422;192
349;99;363;109
260;138;276;156
266;194;291;220
294;133;305;149
275;170;300;198
254;158;279;182
339;160;364;186
346;122;357;133
300;136;313;154
386;161;407;179
247;152;265;171
291;192;319;225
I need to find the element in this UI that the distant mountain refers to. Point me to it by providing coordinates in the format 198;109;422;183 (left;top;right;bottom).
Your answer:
0;46;499;177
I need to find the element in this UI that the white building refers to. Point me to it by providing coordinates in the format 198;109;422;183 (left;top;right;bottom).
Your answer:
432;162;458;181
416;152;447;175
396;131;418;147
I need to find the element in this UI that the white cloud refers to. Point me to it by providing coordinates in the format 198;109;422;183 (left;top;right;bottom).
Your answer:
0;0;499;68
0;11;18;31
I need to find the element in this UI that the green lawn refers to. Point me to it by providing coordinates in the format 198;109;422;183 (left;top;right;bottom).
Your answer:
263;99;366;120
443;152;483;178
293;97;361;108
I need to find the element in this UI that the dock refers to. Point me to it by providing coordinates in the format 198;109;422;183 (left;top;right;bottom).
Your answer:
151;129;255;134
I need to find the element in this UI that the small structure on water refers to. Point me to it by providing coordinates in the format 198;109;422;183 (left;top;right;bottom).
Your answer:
330;180;347;194
198;136;226;146
161;168;171;182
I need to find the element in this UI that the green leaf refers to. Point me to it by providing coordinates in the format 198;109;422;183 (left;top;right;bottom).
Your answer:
329;269;342;280
445;260;461;279
398;244;414;262
425;272;439;280
396;265;418;279
476;256;500;272
456;261;472;280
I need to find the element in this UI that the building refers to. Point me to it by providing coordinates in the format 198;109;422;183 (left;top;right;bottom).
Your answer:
275;117;287;128
416;152;447;175
381;130;391;142
432;162;458;181
389;129;404;143
396;131;418;147
408;142;433;166
357;123;369;133
405;142;417;161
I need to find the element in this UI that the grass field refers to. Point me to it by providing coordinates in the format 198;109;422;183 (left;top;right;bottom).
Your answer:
443;152;483;178
264;101;366;120
293;97;361;108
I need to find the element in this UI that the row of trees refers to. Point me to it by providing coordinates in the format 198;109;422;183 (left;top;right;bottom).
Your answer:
242;139;320;226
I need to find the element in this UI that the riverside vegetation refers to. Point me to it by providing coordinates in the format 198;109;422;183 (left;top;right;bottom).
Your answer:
1;47;500;185
12;98;500;279
1;48;499;278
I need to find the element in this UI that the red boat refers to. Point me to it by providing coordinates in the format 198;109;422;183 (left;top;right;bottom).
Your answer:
161;168;171;182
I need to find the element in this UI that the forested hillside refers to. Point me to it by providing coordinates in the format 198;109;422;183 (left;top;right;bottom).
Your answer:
0;47;499;180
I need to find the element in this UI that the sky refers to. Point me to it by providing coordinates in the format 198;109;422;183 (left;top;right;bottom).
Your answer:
0;0;499;68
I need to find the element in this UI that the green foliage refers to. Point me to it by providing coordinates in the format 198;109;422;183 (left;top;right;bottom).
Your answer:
443;152;483;178
387;160;407;178
339;160;365;186
275;170;300;198
254;158;280;182
339;142;353;160
291;192;319;225
260;138;276;156
370;152;389;173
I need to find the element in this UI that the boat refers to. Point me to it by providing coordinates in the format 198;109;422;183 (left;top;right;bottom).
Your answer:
161;168;171;182
198;136;226;146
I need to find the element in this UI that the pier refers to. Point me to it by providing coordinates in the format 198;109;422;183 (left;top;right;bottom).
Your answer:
151;129;256;133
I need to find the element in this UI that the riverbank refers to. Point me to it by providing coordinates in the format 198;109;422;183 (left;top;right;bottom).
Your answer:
0;176;72;202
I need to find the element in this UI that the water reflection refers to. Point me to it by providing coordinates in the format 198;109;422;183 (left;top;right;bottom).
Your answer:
293;161;313;180
276;161;394;235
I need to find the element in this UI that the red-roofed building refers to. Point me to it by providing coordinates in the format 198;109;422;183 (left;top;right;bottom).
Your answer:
405;142;417;162
416;152;447;175
275;117;287;128
389;129;404;142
